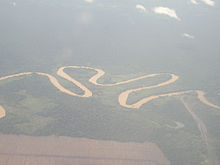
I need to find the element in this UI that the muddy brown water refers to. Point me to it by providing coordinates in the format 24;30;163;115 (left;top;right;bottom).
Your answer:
0;106;6;118
0;66;219;119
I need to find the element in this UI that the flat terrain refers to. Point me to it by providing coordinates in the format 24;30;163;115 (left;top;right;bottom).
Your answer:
0;135;170;165
1;66;219;119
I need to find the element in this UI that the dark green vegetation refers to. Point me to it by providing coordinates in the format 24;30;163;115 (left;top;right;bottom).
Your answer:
0;68;219;165
1;0;220;164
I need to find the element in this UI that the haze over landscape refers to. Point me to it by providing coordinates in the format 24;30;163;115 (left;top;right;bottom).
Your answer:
0;0;220;165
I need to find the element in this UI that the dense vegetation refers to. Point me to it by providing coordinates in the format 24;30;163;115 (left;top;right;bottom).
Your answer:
0;69;219;165
1;0;220;164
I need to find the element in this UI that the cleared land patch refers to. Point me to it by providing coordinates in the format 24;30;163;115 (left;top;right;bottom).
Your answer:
0;134;170;165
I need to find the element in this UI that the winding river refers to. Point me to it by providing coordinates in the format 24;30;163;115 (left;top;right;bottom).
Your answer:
0;65;220;119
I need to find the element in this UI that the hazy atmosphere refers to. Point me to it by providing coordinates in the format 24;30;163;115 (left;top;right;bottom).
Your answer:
0;0;220;164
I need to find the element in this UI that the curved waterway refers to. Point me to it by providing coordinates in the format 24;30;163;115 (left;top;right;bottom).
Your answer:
0;65;220;119
0;106;6;119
